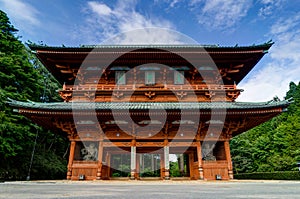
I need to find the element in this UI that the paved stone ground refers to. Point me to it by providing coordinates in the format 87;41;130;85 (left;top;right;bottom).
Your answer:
0;180;299;199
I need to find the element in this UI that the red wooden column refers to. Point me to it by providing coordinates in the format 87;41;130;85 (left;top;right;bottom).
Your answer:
106;152;111;179
67;140;76;180
196;141;204;180
96;140;103;180
160;152;165;179
164;139;170;180
224;140;234;179
136;153;140;180
130;139;137;180
188;153;194;180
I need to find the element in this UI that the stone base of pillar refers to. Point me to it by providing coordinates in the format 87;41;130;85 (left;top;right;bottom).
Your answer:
130;171;136;180
228;170;234;180
198;167;204;180
164;170;170;180
96;169;102;180
67;170;72;180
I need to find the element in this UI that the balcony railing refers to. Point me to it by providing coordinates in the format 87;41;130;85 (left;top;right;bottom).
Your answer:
62;84;238;91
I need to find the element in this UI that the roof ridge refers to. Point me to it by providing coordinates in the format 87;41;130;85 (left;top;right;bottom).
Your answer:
28;41;274;50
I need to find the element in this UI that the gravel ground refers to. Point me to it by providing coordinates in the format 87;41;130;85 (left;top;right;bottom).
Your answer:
0;180;299;199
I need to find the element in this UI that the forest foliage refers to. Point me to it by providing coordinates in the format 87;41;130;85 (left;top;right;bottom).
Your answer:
231;81;300;173
0;10;68;180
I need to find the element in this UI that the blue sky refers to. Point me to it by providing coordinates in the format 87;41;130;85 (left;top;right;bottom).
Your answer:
0;0;300;102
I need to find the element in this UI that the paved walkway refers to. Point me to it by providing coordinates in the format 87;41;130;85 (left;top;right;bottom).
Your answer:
1;180;300;199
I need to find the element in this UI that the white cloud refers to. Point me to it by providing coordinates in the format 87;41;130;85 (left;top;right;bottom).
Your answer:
238;13;300;102
106;27;197;45
0;0;40;32
189;0;252;31
258;0;284;17
270;14;300;35
76;0;191;44
170;0;181;8
87;1;112;16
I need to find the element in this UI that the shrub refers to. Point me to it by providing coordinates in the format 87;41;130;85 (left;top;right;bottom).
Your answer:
234;171;300;180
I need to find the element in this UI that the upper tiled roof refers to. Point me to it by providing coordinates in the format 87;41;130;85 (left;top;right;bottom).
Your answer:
28;41;273;85
29;42;273;51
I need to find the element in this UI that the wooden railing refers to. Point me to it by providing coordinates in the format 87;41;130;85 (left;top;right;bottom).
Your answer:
62;84;238;91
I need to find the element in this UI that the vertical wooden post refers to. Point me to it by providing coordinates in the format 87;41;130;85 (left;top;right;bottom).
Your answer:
196;141;204;180
106;152;111;179
130;139;136;180
154;155;158;171
224;140;233;179
178;154;184;175
141;154;145;172
164;139;170;180
163;68;167;87
136;153;140;179
133;68;137;89
160;152;165;179
67;141;76;180
188;153;194;179
96;140;103;180
151;154;154;172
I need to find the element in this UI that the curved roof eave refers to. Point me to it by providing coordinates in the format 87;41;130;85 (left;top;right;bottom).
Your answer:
7;98;292;112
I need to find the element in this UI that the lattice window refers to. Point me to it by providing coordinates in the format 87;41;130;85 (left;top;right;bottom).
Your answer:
116;71;126;85
174;71;184;85
145;71;155;85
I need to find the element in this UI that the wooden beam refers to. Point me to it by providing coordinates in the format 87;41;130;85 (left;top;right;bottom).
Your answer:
103;142;131;147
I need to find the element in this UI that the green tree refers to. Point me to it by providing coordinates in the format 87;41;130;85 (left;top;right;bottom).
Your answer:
0;10;67;180
231;81;300;173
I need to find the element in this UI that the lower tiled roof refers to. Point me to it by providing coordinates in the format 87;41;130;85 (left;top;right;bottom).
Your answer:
7;98;292;111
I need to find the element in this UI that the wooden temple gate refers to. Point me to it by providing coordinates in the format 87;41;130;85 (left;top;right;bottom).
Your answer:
8;42;291;180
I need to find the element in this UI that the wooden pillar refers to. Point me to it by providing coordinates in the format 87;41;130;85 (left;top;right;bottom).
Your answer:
224;140;233;179
151;154;154;171
154;155;157;171
96;140;103;180
130;139;136;180
160;152;165;179
189;153;194;179
67;141;76;180
106;152;111;179
133;68;137;88
136;154;140;179
163;68;167;87
141;154;145;172
178;154;184;175
164;139;170;180
196;141;204;180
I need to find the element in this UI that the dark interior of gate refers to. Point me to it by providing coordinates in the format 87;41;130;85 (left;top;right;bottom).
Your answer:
69;140;230;180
